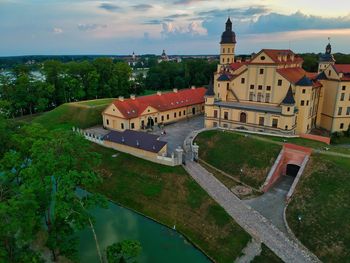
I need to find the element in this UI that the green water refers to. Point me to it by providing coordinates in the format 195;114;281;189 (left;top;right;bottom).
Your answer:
78;202;211;263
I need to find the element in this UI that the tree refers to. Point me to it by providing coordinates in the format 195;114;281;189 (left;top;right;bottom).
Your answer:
106;240;142;263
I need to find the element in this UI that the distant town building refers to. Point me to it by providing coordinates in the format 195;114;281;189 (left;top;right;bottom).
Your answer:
205;18;350;134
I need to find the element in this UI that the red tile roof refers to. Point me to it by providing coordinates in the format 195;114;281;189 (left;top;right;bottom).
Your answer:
252;49;303;64
334;64;350;73
277;68;321;88
229;62;247;71
111;87;206;119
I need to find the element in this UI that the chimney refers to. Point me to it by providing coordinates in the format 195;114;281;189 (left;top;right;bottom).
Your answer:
157;91;162;96
173;88;178;93
130;94;136;100
191;86;196;90
118;96;124;101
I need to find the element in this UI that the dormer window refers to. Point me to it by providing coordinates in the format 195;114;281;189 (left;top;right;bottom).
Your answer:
261;56;266;61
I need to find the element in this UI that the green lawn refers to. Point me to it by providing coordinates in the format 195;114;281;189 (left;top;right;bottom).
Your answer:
251;244;283;263
286;154;350;262
89;144;251;263
195;130;282;189
76;98;115;107
34;102;107;130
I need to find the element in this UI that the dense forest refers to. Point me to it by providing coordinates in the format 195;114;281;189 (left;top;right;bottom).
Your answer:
0;58;217;118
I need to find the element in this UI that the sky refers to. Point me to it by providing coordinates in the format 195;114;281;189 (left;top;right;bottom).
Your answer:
1;0;350;56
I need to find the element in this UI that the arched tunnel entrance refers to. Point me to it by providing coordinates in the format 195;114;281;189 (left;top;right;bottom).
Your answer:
286;164;300;177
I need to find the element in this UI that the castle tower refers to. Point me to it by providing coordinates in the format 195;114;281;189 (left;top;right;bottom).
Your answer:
318;39;335;73
220;18;236;65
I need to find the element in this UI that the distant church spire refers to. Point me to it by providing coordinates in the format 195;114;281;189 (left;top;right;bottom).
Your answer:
326;37;332;55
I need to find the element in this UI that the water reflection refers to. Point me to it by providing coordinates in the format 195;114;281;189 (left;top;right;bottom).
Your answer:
78;201;211;263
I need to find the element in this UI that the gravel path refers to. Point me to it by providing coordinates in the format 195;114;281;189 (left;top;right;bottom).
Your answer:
235;239;262;263
184;161;320;263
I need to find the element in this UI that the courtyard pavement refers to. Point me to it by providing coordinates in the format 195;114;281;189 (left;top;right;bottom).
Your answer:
244;175;295;233
151;115;204;155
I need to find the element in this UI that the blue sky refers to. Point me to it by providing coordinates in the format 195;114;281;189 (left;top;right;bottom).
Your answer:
0;0;350;56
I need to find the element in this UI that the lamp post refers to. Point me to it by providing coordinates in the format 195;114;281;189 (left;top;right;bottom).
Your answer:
297;214;302;235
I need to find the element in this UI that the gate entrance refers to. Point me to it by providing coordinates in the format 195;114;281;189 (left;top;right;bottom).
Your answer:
286;164;300;177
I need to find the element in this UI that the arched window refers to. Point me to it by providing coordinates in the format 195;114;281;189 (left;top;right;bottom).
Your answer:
240;112;247;123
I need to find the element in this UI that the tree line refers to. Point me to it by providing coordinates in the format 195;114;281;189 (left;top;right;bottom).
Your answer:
0;58;133;118
0;117;141;262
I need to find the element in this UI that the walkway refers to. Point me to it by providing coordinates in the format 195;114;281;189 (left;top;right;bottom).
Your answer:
244;175;295;233
183;161;320;263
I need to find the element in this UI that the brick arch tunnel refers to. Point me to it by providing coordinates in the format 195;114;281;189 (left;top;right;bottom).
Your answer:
262;143;312;192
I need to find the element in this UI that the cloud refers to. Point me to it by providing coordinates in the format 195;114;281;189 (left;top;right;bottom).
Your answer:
173;0;207;5
132;4;153;11
198;6;270;19
144;19;163;25
99;2;120;12
248;12;350;33
166;14;190;19
77;23;107;32
52;27;63;34
161;21;207;38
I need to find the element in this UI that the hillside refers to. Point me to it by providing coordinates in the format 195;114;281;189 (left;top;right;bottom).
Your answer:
34;98;114;130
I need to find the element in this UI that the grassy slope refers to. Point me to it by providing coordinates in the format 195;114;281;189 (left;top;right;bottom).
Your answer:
34;101;109;130
195;130;281;188
90;144;250;263
286;154;350;262
251;244;283;263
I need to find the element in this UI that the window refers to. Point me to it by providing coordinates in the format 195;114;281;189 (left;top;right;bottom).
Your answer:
266;86;271;91
347;107;350;115
227;58;230;63
278;79;282;86
179;111;181;117
141;120;145;128
258;85;263;90
240;112;247;123
250;85;254;89
241;78;245;84
167;114;170;120
213;122;218;127
261;56;266;61
227;83;230;90
328;70;331;76
340;123;344;129
301;100;305;106
106;119;109;125
223;123;228;128
302;89;306;94
342;86;346;91
222;48;225;53
306;100;309;106
249;92;254;101
224;111;228;120
259;117;264;126
222;58;225;64
257;93;262;102
285;125;288;130
272;119;278;128
121;123;124;129
155;117;158;123
161;115;164;121
214;110;218;118
131;123;135;129
260;69;264;74
287;107;290;112
341;93;345;101
183;110;186;115
338;107;343;116
228;48;230;53
174;112;177;118
265;93;270;103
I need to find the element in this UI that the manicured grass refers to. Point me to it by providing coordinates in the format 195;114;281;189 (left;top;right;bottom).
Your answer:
286;154;350;262
251;244;282;263
195;130;281;189
89;144;251;263
34;102;108;130
77;98;115;107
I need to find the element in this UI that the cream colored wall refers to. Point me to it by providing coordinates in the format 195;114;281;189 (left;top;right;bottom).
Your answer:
220;43;235;64
103;102;204;131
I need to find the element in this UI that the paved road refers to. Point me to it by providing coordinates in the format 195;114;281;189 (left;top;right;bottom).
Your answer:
151;115;204;154
244;176;295;234
183;161;320;263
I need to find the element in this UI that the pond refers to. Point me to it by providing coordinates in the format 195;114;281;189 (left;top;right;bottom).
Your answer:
78;201;211;263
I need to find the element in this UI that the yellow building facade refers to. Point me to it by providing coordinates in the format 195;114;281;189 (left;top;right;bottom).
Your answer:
102;87;206;131
205;19;350;135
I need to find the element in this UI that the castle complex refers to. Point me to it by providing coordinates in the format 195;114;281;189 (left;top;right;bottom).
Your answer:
205;18;350;134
